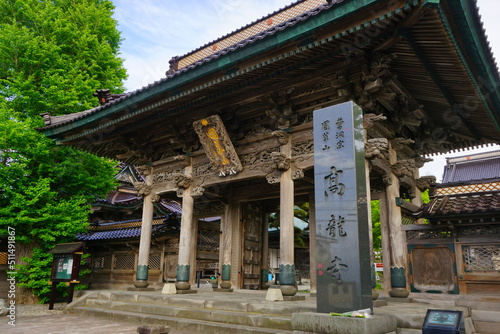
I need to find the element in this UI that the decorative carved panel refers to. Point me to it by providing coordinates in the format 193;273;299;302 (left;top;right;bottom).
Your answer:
193;115;243;177
410;246;456;293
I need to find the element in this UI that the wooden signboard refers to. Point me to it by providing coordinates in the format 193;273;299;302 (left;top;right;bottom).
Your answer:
193;115;243;177
48;242;85;310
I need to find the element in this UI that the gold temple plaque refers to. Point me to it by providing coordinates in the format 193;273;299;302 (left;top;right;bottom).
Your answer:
193;115;243;177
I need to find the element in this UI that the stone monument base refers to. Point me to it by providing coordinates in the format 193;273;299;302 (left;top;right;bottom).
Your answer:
283;295;306;301
213;288;233;292
127;287;155;291
176;289;197;294
292;312;397;334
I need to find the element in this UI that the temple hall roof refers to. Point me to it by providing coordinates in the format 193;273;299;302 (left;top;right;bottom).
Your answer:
39;0;500;162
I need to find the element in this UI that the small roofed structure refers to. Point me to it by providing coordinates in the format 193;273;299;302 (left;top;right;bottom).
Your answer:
407;150;500;295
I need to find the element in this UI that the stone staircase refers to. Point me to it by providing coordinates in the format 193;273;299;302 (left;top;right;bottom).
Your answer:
66;290;500;334
66;290;315;334
409;293;500;334
458;298;500;334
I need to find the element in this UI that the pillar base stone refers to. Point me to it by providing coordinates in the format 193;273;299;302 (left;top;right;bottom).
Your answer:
161;283;177;295
279;284;298;297
175;281;191;291
220;280;232;289
132;280;151;289
389;288;410;298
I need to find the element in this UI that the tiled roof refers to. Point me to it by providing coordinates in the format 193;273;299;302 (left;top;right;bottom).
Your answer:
77;216;177;241
422;192;500;218
442;150;500;184
36;0;338;131
77;224;168;241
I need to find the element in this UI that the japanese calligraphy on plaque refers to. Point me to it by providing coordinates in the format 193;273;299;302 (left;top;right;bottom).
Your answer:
193;115;243;177
314;101;372;313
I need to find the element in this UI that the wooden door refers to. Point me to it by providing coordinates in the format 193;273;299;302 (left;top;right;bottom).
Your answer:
242;203;263;289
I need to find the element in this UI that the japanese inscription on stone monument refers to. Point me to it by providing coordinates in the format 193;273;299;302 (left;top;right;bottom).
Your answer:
314;101;372;313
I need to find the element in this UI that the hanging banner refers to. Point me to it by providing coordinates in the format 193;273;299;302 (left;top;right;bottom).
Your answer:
193;115;243;177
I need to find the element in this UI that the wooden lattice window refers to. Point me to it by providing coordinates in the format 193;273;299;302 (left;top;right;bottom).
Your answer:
114;254;135;270
93;255;112;269
148;253;161;270
463;245;500;272
197;230;220;251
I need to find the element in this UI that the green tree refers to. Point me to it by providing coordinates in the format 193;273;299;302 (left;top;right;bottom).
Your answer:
0;0;126;303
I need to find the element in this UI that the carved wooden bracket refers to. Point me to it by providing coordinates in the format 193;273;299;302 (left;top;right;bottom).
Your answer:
151;193;161;203
136;165;152;177
392;159;417;198
272;130;290;146
291;167;304;180
263;87;298;130
172;173;192;189
133;182;153;197
365;138;392;186
271;152;291;171
414;156;433;168
391;159;415;178
363;113;387;130
416;176;436;192
390;138;415;151
191;187;205;198
266;170;281;184
173;155;192;167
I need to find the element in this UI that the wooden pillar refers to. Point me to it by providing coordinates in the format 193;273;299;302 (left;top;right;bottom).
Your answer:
378;195;392;295
308;191;317;295
220;202;234;289
363;129;377;299
276;131;297;296
134;172;155;289
386;144;409;298
261;212;270;289
175;164;196;291
411;167;424;224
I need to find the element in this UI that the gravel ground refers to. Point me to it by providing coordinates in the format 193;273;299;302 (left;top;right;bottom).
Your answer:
13;303;65;316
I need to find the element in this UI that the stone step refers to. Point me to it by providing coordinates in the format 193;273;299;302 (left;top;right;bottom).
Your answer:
471;310;500;334
86;291;315;316
74;306;293;334
474;321;499;334
374;303;471;330
459;300;500;312
84;299;293;330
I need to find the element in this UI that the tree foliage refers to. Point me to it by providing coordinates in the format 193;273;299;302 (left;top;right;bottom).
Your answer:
0;0;126;302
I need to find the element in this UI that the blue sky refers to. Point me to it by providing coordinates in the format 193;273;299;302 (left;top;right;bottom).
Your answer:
112;0;500;180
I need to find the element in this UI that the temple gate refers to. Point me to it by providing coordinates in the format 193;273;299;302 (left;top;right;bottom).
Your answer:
39;0;500;300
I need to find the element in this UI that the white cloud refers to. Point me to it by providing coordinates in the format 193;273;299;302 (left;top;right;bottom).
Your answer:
113;0;293;91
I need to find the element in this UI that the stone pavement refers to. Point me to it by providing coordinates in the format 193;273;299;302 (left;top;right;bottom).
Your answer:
0;313;195;334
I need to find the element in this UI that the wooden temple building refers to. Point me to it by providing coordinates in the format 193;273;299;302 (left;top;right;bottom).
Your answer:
38;0;500;297
407;150;500;295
